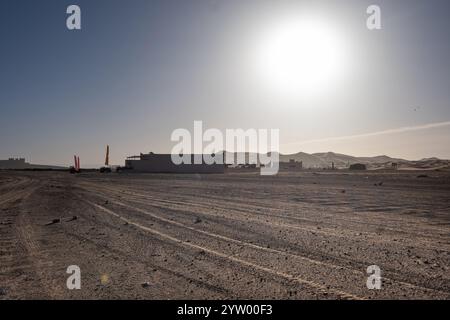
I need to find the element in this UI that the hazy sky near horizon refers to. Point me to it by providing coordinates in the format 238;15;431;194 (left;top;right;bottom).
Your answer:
1;0;450;166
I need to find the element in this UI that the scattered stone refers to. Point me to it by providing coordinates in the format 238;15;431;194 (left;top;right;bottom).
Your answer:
0;287;7;296
141;282;150;288
193;217;202;224
45;218;61;226
341;190;346;193
67;215;78;222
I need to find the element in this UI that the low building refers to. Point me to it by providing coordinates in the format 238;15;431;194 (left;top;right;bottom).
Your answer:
0;157;67;170
0;158;27;169
280;159;303;170
349;163;367;170
125;153;225;174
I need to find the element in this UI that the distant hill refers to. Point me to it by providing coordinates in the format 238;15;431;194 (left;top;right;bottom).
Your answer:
356;155;406;164
220;151;448;170
278;152;327;168
313;152;360;167
281;152;403;169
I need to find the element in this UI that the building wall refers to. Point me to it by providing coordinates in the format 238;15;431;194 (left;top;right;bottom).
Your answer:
280;160;303;170
0;159;28;169
125;154;225;173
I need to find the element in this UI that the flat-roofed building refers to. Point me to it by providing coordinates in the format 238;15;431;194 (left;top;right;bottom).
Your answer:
125;153;225;174
0;158;27;169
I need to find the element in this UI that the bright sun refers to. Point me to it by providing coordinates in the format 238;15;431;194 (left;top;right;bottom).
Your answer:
255;17;346;98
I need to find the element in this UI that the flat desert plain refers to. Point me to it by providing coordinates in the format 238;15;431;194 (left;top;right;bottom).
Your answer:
0;170;449;299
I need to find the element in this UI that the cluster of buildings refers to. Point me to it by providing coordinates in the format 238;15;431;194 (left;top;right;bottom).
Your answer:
123;153;306;174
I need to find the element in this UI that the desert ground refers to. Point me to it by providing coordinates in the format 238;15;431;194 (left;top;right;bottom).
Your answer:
0;170;449;300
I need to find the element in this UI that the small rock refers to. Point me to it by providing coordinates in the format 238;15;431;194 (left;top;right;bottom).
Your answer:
141;282;150;288
45;218;61;226
193;217;202;224
0;287;7;296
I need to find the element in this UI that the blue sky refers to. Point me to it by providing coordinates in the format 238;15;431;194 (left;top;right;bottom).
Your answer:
1;0;450;166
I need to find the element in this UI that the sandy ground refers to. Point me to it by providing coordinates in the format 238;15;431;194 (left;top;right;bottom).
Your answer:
0;170;449;300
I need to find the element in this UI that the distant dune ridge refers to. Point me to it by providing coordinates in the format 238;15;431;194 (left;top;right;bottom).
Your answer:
221;151;450;170
279;152;407;168
280;152;450;170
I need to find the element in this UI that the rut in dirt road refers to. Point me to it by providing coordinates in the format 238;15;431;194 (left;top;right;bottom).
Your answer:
1;171;449;299
77;178;450;299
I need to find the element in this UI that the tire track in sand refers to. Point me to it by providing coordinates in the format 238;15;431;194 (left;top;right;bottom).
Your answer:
85;200;362;300
80;183;450;298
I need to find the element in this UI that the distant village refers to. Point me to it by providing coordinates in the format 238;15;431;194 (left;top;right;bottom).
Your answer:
2;151;448;173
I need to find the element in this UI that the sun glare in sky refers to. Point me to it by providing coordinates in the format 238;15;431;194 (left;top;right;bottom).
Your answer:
254;15;348;98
